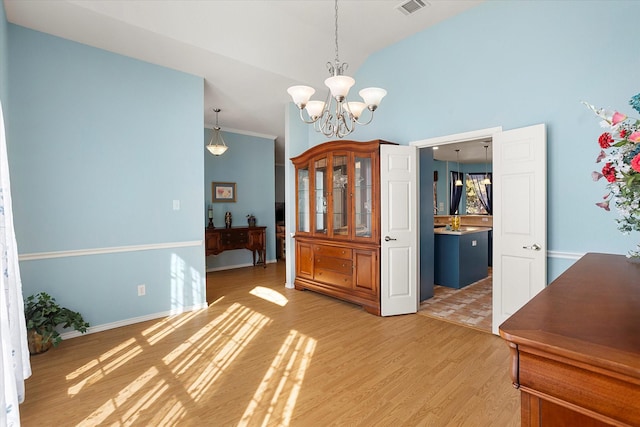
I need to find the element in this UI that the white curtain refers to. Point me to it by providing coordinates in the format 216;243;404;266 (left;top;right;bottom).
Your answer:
0;100;31;426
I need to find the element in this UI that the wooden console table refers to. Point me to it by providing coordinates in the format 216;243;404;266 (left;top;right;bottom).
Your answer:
499;253;640;426
205;226;267;268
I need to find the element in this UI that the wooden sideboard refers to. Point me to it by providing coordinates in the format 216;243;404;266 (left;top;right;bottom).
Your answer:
205;226;266;268
499;253;640;426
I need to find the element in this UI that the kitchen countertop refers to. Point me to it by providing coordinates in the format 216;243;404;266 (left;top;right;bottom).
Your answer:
434;226;492;236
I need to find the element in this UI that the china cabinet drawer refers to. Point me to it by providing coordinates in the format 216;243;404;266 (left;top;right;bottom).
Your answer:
315;256;352;275
314;268;353;289
314;244;352;260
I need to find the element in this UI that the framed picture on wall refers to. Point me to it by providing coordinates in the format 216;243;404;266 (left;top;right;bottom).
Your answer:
212;182;237;202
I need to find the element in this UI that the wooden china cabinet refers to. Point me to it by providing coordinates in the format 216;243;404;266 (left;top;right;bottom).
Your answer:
291;140;396;315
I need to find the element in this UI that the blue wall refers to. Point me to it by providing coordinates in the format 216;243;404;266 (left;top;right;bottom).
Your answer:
204;129;276;270
7;25;206;327
347;0;639;280
0;4;7;106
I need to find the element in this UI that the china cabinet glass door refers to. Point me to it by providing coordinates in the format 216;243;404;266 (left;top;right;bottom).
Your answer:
297;166;310;232
314;157;328;235
332;155;349;236
354;155;373;238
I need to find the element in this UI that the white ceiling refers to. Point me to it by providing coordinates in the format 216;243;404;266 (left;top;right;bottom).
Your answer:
432;139;492;164
3;0;483;163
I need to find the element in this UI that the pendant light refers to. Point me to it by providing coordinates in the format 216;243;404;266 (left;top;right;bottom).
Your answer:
206;108;228;156
482;145;491;185
455;149;463;186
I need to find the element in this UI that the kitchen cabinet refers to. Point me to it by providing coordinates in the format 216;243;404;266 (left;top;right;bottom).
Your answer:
434;227;490;288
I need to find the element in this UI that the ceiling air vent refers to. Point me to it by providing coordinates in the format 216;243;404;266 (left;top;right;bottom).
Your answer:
396;0;429;16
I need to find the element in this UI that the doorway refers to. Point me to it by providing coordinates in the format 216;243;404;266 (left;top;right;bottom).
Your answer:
412;127;500;333
413;124;547;335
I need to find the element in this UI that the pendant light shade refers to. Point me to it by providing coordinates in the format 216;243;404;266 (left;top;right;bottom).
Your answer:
206;108;228;156
482;145;491;185
455;149;463;186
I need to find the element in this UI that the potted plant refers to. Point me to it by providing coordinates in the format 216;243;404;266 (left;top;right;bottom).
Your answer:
24;292;90;354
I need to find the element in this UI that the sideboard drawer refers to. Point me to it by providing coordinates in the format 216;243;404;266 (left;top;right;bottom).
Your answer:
222;230;247;246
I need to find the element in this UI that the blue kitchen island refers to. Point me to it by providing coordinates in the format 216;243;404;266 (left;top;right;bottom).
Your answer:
434;226;491;289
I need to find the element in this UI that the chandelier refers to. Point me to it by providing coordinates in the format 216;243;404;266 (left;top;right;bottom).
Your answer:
206;108;228;156
287;0;387;139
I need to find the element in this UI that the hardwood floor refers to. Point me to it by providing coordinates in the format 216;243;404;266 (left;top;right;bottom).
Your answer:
19;262;519;426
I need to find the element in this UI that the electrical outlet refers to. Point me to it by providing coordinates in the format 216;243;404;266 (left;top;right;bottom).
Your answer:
137;284;146;296
472;240;477;247
173;200;180;210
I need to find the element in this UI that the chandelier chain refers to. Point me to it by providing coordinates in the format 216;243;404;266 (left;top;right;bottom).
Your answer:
334;0;339;65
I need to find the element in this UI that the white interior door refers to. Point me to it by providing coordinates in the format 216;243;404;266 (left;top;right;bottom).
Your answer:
380;145;418;316
492;124;547;334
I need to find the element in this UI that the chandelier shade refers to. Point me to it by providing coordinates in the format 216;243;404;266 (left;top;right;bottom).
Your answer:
325;75;355;99
286;0;386;139
287;85;315;108
359;87;387;110
206;108;228;156
306;100;326;120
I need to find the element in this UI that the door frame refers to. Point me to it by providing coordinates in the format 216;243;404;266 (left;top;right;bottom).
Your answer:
411;126;502;330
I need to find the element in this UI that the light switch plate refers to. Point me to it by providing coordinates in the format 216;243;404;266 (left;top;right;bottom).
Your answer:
173;200;180;210
472;240;477;246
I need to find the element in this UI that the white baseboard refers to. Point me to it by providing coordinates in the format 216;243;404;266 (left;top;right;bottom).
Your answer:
59;302;209;341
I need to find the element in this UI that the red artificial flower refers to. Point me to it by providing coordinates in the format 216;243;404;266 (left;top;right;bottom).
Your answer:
598;132;614;148
631;153;640;173
602;162;617;182
620;129;628;138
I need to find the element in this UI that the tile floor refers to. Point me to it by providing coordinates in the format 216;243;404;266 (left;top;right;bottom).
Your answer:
418;273;492;333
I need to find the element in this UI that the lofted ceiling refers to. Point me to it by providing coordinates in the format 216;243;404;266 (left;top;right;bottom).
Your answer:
3;0;484;163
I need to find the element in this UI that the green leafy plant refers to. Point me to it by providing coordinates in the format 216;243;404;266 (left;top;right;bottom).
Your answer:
24;292;90;351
